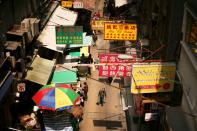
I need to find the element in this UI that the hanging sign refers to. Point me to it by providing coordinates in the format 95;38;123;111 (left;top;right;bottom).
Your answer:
104;23;137;40
56;26;83;44
99;54;135;77
131;63;176;94
73;1;84;8
99;65;131;77
61;1;73;8
99;53;134;63
17;83;26;92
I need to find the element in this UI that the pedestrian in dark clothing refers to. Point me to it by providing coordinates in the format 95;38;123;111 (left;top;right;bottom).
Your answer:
92;34;98;44
83;82;88;100
80;53;86;63
87;54;93;75
87;54;93;64
103;2;109;17
76;86;85;107
96;88;107;106
108;77;113;84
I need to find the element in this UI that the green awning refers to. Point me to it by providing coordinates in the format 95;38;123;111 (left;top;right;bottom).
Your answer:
51;69;77;84
69;51;80;57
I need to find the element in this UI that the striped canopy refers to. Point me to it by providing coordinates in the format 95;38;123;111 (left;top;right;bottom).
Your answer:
32;84;80;111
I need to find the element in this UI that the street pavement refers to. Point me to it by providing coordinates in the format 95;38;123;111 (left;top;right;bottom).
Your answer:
79;34;127;131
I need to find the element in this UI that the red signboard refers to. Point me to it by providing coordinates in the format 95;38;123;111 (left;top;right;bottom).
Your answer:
99;65;131;77
99;54;135;63
99;54;135;77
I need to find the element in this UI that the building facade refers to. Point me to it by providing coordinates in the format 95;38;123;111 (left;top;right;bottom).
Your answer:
177;0;197;130
0;0;54;130
137;0;197;130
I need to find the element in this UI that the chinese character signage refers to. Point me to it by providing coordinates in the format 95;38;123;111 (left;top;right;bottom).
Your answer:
99;54;134;63
91;20;115;30
61;1;73;8
104;23;137;41
99;53;134;77
73;1;83;8
99;65;131;77
17;83;26;92
131;63;176;94
56;26;83;44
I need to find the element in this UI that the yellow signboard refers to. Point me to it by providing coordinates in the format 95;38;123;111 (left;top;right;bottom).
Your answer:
91;20;115;30
131;63;176;94
61;1;73;8
104;23;137;41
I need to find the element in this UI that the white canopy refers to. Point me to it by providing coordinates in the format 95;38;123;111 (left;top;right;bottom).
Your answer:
115;0;127;7
37;6;78;52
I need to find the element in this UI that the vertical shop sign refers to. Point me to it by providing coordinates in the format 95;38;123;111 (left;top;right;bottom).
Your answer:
131;63;176;94
56;26;83;44
104;23;137;40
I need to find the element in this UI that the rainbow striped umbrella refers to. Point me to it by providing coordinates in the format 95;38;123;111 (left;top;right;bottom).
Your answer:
32;84;80;111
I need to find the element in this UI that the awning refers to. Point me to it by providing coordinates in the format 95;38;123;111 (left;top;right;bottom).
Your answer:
37;6;78;52
115;0;127;7
69;51;80;57
51;68;77;84
66;46;89;59
0;71;13;102
25;57;55;85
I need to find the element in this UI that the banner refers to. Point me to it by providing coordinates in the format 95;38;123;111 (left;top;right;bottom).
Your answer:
56;26;83;44
99;53;135;63
99;65;131;77
104;23;137;40
61;1;73;8
131;63;176;94
99;54;134;77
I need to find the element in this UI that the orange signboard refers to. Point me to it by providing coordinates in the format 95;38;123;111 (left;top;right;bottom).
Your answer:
104;23;137;41
61;1;73;8
131;63;176;94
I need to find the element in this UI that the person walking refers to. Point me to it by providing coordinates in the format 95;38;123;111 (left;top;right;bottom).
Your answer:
76;86;85;107
87;54;93;75
83;82;88;101
80;53;86;63
96;88;107;106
